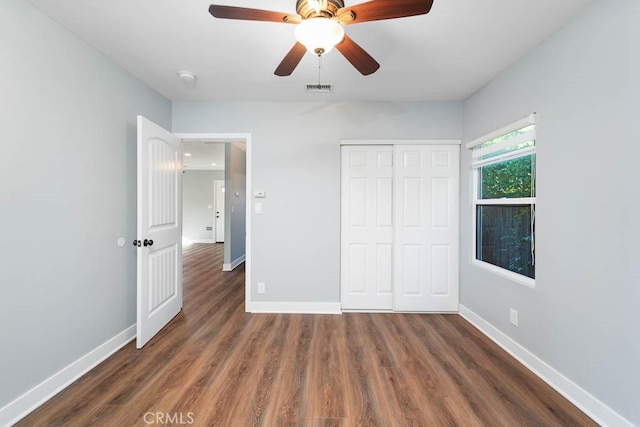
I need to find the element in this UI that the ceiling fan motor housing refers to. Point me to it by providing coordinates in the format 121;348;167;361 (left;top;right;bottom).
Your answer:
296;0;345;18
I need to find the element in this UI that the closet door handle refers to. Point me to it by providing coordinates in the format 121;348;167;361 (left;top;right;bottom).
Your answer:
133;240;141;247
143;239;154;247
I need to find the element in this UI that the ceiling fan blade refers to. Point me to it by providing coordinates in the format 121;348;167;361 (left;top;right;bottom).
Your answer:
209;5;300;24
274;42;308;76
338;0;433;25
335;35;380;75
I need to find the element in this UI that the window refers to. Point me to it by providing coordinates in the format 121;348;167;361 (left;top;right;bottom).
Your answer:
467;114;536;286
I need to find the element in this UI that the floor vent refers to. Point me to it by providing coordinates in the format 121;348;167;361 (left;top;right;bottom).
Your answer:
306;84;333;93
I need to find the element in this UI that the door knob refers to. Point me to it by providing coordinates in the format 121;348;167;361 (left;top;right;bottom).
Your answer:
143;239;154;247
133;240;141;247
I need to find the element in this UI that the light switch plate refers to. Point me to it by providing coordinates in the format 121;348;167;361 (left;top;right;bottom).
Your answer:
510;308;518;326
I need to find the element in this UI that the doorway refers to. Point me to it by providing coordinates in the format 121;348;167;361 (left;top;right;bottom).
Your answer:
177;133;252;311
181;141;225;246
180;140;247;274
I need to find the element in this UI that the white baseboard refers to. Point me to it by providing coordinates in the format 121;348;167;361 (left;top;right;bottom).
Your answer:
185;239;215;244
223;254;245;272
458;305;633;427
0;325;136;427
248;301;342;314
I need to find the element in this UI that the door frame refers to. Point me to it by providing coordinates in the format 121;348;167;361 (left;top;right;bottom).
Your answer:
213;179;225;243
176;132;252;313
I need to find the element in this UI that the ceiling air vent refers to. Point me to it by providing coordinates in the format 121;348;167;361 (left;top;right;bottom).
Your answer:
306;83;333;93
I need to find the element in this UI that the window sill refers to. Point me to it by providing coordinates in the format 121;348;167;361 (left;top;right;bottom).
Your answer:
471;259;535;289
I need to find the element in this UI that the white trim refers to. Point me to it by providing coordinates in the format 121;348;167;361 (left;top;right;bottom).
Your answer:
465;113;536;149
248;302;342;314
222;254;245;272
0;325;135;427
476;197;535;206
458;306;634;427
176;132;252;314
471;259;536;288
340;139;461;146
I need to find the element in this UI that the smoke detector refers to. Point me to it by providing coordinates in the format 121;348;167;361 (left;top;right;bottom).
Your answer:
178;71;196;86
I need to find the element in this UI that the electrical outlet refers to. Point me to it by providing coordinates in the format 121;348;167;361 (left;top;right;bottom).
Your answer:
510;308;518;326
258;282;266;294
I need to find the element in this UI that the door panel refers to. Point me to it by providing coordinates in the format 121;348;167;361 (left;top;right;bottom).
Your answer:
214;180;225;242
393;145;459;312
137;116;182;348
375;244;393;293
341;145;393;310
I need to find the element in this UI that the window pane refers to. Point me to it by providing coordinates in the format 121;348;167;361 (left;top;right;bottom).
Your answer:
479;154;535;199
476;205;535;279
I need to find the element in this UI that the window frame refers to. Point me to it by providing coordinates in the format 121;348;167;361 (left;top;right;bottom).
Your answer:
468;116;536;288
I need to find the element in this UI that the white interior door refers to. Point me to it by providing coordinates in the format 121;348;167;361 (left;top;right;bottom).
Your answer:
341;146;394;310
393;145;459;312
214;180;225;243
136;116;183;348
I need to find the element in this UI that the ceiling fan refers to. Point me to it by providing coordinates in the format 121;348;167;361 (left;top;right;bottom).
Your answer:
208;0;434;76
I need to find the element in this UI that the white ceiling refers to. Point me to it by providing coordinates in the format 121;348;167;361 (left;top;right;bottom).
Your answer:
25;0;592;102
183;141;226;170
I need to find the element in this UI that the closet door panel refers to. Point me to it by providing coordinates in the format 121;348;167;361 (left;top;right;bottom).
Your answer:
341;146;394;310
394;145;459;312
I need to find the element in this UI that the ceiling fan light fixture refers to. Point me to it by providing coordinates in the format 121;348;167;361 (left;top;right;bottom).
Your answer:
295;18;344;55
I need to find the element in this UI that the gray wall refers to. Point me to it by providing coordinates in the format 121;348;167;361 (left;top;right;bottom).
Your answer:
0;0;171;410
223;143;247;266
182;170;225;241
460;0;639;424
173;102;462;302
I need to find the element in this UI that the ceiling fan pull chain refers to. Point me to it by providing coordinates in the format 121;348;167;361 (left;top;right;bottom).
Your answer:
317;54;323;89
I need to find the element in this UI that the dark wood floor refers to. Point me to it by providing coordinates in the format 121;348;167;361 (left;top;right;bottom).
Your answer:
18;243;595;427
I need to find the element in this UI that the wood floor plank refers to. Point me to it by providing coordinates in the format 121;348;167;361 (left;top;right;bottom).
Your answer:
261;314;313;426
16;243;597;427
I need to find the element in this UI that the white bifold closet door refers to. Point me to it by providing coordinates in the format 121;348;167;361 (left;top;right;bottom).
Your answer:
341;144;459;312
